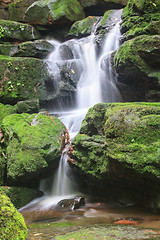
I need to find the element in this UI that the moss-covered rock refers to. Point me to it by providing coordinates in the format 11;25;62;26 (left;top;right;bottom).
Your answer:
8;0;37;22
24;0;85;26
17;99;39;114
1;113;66;186
67;16;99;38
0;55;50;104
71;103;160;208
0;103;17;125
114;35;160;101
0;186;42;209
0;43;18;56
0;20;41;42
11;40;55;59
0;189;27;239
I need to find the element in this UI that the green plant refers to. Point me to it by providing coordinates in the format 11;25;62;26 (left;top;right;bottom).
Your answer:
0;26;7;39
7;61;13;67
19;25;25;31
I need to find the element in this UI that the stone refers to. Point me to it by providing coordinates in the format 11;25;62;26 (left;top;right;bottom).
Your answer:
0;189;27;239
0;55;50;105
71;102;160;209
11;40;55;59
67;16;100;38
0;186;42;209
114;35;160;101
1;113;66;186
24;0;85;26
17;99;40;113
56;196;85;210
0;20;41;42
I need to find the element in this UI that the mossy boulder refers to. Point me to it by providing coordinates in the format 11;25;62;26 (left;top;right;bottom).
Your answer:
0;103;17;125
67;16;99;38
1;113;66;186
0;55;50;105
16;99;39;114
24;0;85;26
0;20;41;42
11;40;55;59
0;189;27;239
0;186;42;209
8;0;37;22
71;103;160;208
114;35;160;101
79;0;128;8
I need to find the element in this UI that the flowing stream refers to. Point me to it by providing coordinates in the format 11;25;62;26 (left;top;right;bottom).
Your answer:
21;10;122;211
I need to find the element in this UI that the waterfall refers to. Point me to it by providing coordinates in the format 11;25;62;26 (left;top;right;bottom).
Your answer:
21;10;122;210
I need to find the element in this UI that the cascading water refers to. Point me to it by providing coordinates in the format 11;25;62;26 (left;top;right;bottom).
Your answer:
21;9;122;211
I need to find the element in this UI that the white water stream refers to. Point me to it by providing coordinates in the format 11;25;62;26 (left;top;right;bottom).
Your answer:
21;10;122;211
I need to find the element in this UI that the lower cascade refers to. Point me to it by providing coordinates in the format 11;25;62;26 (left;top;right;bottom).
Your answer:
21;9;122;211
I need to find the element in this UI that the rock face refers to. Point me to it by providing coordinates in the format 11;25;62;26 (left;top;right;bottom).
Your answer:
0;20;41;42
71;103;160;209
0;189;27;239
1;113;66;186
0;55;50;105
114;0;160;102
24;0;85;26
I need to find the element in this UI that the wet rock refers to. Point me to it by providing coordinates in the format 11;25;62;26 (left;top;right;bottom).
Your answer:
11;40;55;59
56;196;85;210
67;16;100;38
17;99;40;114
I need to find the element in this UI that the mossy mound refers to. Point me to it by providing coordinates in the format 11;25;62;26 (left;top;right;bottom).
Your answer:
0;186;42;209
67;16;99;38
114;35;160;101
71;103;160;207
24;0;85;26
0;189;27;239
0;20;41;42
1;113;65;186
73;102;160;178
0;55;50;105
0;103;17;125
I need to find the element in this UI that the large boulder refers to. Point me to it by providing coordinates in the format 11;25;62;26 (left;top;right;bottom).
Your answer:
1;113;66;186
114;35;160;101
0;20;41;42
24;0;85;26
71;103;160;209
0;55;50;105
11;40;55;59
0;189;27;239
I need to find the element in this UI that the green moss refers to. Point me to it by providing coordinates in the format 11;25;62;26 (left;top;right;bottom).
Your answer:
67;16;99;37
24;0;85;25
0;189;27;239
0;55;50;104
0;186;40;209
72;103;160;179
0;20;41;42
0;103;17;125
114;35;160;75
1;113;65;182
